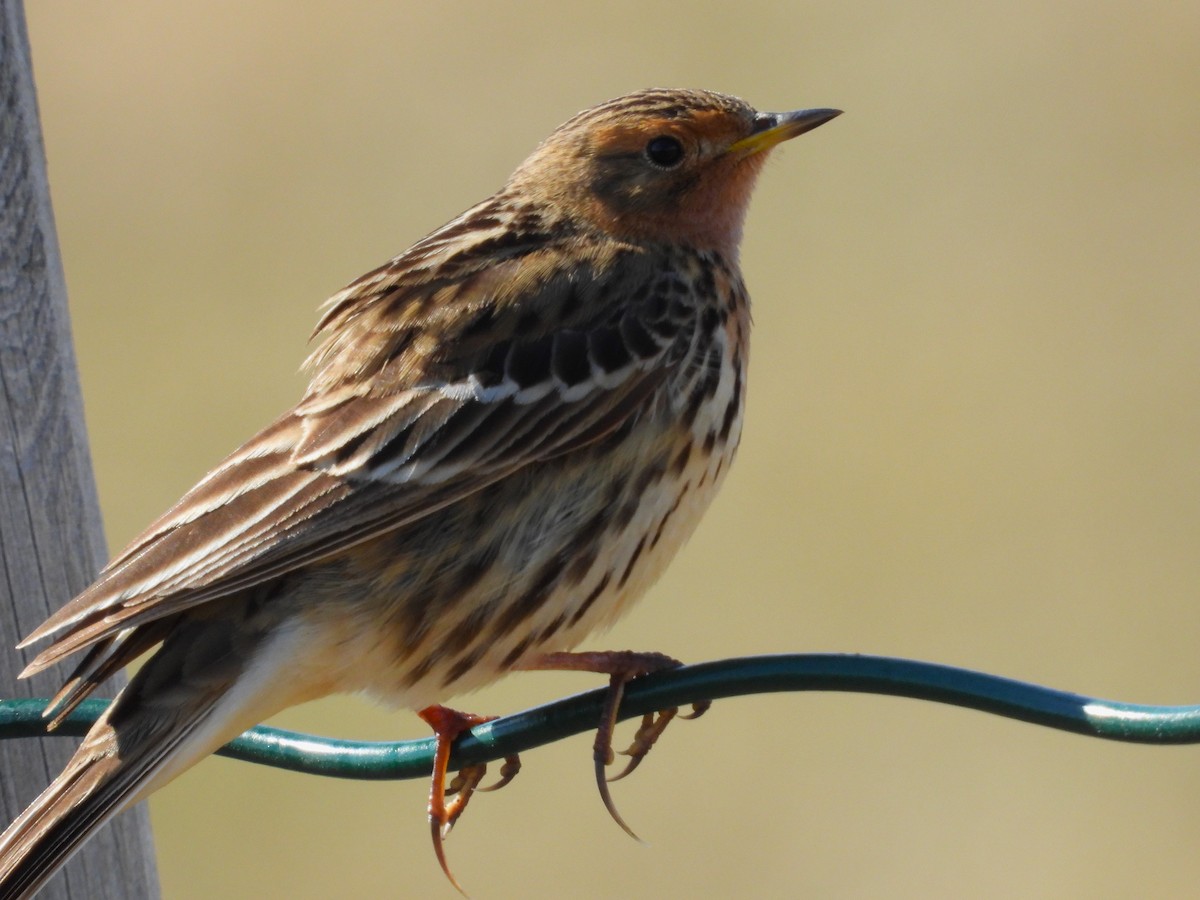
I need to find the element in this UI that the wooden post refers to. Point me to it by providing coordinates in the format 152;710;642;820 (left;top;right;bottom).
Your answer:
0;4;160;897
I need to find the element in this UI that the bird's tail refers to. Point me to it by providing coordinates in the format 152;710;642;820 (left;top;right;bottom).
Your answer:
0;711;148;900
0;612;321;899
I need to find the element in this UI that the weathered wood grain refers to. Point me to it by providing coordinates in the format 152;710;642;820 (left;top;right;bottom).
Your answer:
0;4;160;897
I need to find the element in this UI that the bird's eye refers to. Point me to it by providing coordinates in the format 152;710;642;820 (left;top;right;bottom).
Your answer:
644;136;685;168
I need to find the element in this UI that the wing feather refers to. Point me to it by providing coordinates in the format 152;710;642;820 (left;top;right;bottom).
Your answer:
22;222;693;676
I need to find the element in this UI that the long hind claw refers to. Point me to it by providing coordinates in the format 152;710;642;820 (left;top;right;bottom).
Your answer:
520;650;712;841
418;705;519;896
593;673;642;841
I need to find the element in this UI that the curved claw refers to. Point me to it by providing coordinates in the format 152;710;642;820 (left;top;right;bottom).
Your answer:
593;675;642;842
519;649;714;842
418;705;500;897
479;754;521;792
445;763;488;801
608;709;678;783
679;699;712;720
428;814;468;897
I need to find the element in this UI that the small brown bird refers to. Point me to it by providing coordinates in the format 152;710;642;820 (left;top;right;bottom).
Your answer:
0;88;838;897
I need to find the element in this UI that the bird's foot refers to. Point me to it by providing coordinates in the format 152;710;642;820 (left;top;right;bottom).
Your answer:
520;650;709;840
417;704;520;895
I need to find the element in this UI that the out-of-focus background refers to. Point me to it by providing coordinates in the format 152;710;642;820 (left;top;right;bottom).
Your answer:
21;3;1200;897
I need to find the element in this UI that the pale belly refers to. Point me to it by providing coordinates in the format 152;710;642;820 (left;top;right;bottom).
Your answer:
296;336;746;711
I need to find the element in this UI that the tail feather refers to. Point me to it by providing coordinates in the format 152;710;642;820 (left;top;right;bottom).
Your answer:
0;699;207;900
0;608;318;898
0;723;127;900
43;621;171;730
0;673;247;900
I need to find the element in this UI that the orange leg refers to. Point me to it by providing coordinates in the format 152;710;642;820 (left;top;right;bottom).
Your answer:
519;650;709;840
417;705;520;895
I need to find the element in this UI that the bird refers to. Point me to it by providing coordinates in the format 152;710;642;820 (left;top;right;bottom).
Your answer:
0;87;839;897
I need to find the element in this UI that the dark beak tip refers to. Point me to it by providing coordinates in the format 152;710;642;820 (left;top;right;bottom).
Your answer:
795;107;843;125
754;107;843;136
777;107;843;139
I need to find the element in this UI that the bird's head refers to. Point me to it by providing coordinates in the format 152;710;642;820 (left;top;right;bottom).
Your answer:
507;88;840;255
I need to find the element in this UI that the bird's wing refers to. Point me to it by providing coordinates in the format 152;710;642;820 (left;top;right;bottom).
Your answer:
23;224;693;674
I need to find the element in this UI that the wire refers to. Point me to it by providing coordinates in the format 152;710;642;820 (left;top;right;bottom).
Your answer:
3;654;1198;779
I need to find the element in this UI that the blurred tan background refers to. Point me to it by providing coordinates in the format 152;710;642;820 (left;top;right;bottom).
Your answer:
20;2;1200;897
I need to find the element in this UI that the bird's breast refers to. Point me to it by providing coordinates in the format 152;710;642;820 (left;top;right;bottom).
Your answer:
297;262;749;711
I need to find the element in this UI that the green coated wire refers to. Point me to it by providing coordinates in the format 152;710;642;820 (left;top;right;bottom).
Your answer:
2;654;1199;780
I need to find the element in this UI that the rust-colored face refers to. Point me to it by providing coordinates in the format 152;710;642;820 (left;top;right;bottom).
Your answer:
510;89;840;253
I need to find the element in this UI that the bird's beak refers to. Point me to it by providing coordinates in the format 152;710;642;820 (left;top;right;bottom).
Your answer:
729;107;842;157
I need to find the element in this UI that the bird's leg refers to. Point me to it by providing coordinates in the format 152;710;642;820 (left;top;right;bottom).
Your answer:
518;650;709;840
417;705;520;895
